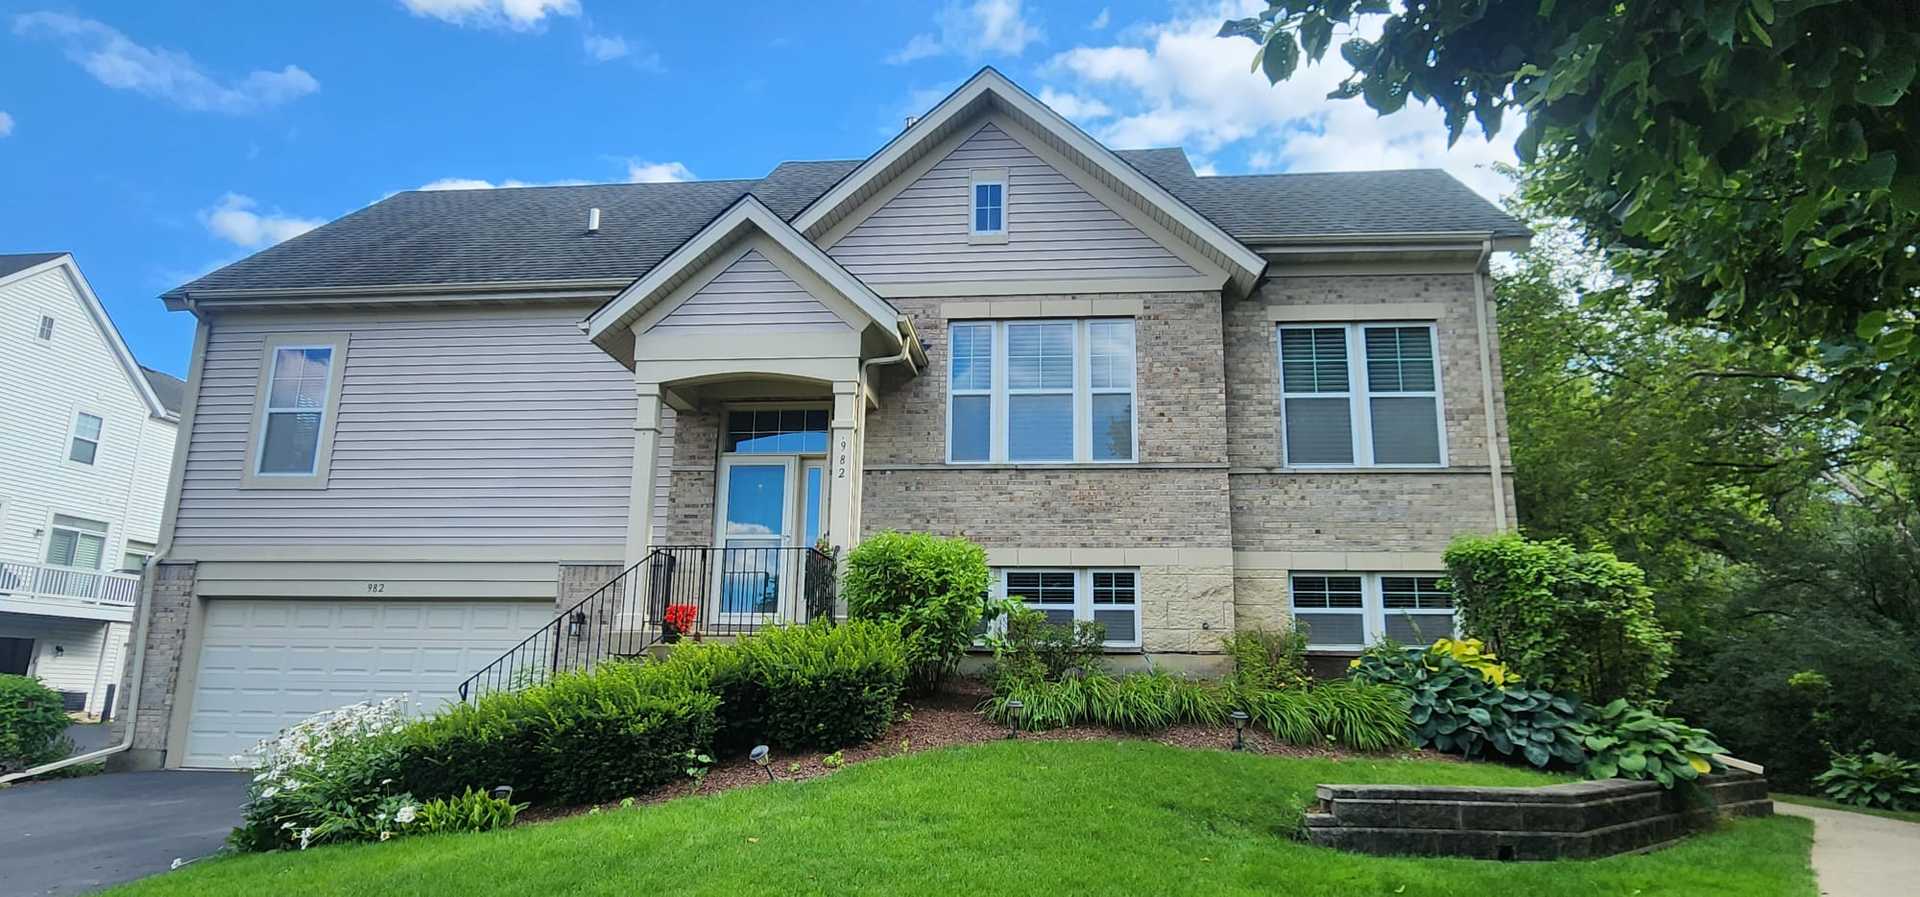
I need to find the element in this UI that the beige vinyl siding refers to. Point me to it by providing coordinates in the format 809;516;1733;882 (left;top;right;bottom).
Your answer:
649;250;849;331
171;307;638;546
828;123;1200;285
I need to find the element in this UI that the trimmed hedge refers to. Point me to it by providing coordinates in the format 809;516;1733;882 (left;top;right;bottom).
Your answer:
656;620;907;752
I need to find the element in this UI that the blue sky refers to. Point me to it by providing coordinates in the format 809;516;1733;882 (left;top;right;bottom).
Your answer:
0;0;1515;378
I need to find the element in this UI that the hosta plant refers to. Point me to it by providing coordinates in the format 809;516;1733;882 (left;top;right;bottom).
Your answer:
1349;640;1585;769
1576;699;1725;787
1815;750;1920;812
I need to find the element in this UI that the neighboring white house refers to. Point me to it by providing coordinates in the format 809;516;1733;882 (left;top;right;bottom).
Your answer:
0;252;180;717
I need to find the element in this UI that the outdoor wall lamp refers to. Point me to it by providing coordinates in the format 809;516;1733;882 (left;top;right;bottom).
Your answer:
1230;710;1250;751
566;610;586;640
1005;699;1024;739
751;744;774;782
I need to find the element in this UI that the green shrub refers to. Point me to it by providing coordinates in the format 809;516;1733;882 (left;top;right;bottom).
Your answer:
1444;533;1675;702
230;698;413;852
983;675;1088;731
1221;628;1311;691
1083;671;1180;731
1815;750;1920;811
415;788;526;834
842;531;991;692
1349;640;1587;769
0;674;72;773
517;666;719;805
1307;680;1411;752
988;606;1106;688
1575;698;1724;786
723;620;907;751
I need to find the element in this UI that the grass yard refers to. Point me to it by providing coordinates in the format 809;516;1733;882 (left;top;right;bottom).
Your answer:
109;740;1813;897
1772;792;1920;825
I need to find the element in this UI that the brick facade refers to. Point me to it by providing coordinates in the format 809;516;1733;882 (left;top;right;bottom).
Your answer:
108;561;196;770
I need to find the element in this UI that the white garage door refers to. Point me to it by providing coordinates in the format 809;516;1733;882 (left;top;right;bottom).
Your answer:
183;598;553;768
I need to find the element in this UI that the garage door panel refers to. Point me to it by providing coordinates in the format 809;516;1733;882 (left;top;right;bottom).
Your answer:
185;598;551;768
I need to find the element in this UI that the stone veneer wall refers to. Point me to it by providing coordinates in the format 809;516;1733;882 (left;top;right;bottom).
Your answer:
1223;273;1519;633
107;561;196;770
661;409;720;547
861;292;1234;657
1305;773;1773;860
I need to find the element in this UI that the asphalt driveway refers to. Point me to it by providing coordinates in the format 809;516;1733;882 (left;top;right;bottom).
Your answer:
0;770;249;896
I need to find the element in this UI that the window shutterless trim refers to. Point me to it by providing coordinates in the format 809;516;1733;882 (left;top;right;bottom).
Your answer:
946;318;1138;464
990;567;1143;650
240;332;350;490
968;167;1009;243
1276;321;1448;468
64;409;103;466
1291;571;1456;651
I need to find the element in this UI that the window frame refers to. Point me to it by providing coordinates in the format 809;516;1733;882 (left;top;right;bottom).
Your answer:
43;513;110;571
65;411;103;465
241;333;350;490
37;315;54;341
944;318;1139;465
990;567;1143;650
1290;571;1456;651
1276;322;1447;469
968;168;1009;243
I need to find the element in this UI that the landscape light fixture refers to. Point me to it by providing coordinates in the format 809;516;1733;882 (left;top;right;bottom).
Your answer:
1230;710;1250;751
1005;699;1024;739
751;744;774;782
490;785;514;802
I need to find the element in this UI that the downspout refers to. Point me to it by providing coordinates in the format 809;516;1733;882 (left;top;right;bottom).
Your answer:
1470;237;1509;532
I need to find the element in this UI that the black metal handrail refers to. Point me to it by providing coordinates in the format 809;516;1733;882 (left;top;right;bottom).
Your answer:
457;546;838;703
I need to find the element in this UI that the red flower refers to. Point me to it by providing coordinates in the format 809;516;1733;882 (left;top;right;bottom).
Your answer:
664;603;698;631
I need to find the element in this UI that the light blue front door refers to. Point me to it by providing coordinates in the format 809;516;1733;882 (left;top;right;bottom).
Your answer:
717;460;792;616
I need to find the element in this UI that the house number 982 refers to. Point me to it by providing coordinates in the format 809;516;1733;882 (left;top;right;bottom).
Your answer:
366;583;386;593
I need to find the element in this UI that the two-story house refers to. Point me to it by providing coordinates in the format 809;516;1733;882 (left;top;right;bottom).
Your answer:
1;252;181;718
113;69;1527;770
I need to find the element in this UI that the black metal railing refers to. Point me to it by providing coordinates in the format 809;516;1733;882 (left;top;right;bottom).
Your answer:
457;545;838;703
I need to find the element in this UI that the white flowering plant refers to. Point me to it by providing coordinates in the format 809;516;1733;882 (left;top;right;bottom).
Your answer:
229;698;422;852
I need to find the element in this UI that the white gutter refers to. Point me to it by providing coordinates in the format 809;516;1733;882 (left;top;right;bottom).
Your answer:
1470;236;1509;532
0;567;158;783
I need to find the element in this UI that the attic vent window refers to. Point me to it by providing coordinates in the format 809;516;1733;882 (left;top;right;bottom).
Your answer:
37;315;54;340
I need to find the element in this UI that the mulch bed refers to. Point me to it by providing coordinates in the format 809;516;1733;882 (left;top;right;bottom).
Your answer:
518;679;1450;824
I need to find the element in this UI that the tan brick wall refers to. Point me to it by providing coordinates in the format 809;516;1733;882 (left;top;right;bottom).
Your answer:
108;561;195;769
662;409;719;546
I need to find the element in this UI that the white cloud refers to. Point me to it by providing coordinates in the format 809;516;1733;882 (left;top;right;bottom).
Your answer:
1037;88;1111;122
420;177;563;190
201;194;321;248
13;12;318;114
583;32;628;61
1043;2;1517;200
1089;7;1110;29
886;0;1043;64
0;111;13;137
398;0;579;30
626;160;695;183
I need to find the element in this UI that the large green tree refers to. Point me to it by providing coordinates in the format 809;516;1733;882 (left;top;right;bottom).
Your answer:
1223;1;1920;416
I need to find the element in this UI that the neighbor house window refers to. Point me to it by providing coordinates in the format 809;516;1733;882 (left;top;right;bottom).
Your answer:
1291;572;1455;651
120;539;156;573
67;413;102;464
970;169;1007;237
946;318;1136;463
1278;323;1444;466
37;316;54;340
244;334;348;488
46;515;109;570
994;568;1140;649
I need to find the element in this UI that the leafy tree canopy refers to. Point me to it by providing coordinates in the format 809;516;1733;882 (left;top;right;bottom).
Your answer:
1223;0;1920;418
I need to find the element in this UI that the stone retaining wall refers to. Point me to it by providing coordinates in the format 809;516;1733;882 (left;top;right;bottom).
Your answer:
1304;772;1773;860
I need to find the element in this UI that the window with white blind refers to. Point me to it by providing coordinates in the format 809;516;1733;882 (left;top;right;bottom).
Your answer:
990;568;1141;648
946;319;1137;463
1278;323;1445;467
45;515;109;570
67;412;102;465
1291;572;1455;650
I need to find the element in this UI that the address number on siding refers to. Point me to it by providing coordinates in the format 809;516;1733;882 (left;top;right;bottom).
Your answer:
366;583;386;594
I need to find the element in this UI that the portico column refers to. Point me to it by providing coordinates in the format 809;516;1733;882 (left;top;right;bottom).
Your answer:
624;380;663;571
827;379;860;559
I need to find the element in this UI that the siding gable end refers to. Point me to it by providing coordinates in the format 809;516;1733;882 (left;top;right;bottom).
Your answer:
648;248;852;333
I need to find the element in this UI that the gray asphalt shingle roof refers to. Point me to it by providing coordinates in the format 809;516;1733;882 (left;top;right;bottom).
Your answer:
0;251;68;280
164;151;1526;298
140;366;186;415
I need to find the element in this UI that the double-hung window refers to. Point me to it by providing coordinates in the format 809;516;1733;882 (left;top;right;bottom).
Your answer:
245;334;348;487
993;568;1141;649
1278;323;1444;466
67;412;102;465
946;318;1137;463
1291;572;1455;651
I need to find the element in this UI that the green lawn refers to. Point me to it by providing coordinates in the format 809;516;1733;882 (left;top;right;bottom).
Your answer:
1772;792;1920;825
110;741;1813;897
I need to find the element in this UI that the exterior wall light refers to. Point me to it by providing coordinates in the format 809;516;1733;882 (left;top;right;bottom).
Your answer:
567;610;587;640
1005;699;1024;739
1230;710;1250;751
751;744;774;782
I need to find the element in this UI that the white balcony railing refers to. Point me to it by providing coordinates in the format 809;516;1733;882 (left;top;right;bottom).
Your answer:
0;560;140;609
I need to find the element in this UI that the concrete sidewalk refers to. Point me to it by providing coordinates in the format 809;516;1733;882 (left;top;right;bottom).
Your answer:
1776;802;1920;897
